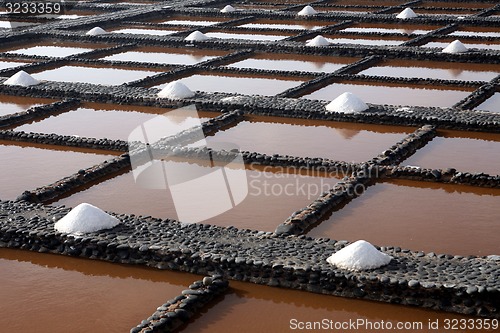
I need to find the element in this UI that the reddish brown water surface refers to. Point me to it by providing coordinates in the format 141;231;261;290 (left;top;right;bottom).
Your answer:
474;93;499;113
31;64;162;86
179;279;489;333
359;59;500;82
53;162;341;231
227;53;358;73
403;130;500;176
327;0;404;5
101;46;227;65
307;179;500;256
154;72;306;96
15;103;219;141
195;115;413;162
0;141;117;200
0;95;55;117
341;22;442;35
300;80;474;107
0;248;199;333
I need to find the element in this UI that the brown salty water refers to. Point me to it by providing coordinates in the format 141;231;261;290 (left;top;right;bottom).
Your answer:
15;103;219;141
227;53;358;73
403;130;500;176
179;279;492;333
320;35;409;46
154;72;305;96
0;248;200;333
307;179;500;256
300;80;474;107
53;162;341;231
0;95;55;117
196;115;413;162
358;59;500;82
159;16;230;26
101;46;227;65
31;64;161;86
0;141;117;200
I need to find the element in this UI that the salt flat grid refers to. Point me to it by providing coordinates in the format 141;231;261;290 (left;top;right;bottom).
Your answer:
0;0;499;329
0;0;498;251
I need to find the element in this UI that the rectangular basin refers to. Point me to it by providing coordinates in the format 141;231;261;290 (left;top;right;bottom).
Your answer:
101;46;227;65
154;72;306;96
52;160;341;231
0;59;30;71
403;130;500;176
227;53;358;73
0;248;199;333
300;80;474;108
15;103;219;141
158;16;230;26
340;22;442;35
0;141;117;200
474;92;499;113
1;41;113;58
196;115;413;162
238;19;329;30
31;64;162;86
110;27;181;36
204;31;293;41
307;179;500;256
423;38;500;51
316;34;409;46
0;95;55;117
358;59;500;82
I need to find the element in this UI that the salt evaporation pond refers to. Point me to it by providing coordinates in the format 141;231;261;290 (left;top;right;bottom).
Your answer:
474;93;500;113
403;130;500;176
31;65;162;86
52;161;341;232
101;47;227;65
179;278;480;333
15;103;219;141
0;248;201;333
0;95;55;117
307;179;500;256
0;141;117;200
195;115;413;162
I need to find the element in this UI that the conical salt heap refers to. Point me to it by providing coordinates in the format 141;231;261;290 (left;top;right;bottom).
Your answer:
326;240;393;271
184;30;209;42
396;8;418;19
158;81;195;99
442;40;468;54
54;203;120;234
297;5;317;16
3;71;40;86
306;35;330;46
325;92;368;113
86;27;107;36
221;5;236;13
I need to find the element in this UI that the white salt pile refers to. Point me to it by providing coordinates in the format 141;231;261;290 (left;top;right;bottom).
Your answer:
326;240;393;271
3;71;40;86
306;35;330;46
297;5;317;16
325;92;368;113
396;8;418;19
158;80;195;99
184;30;209;42
86;27;107;36
54;203;120;234
442;40;468;54
221;5;236;13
